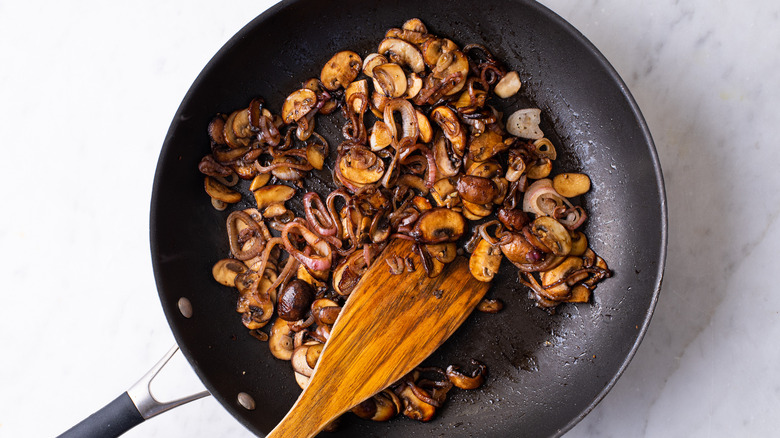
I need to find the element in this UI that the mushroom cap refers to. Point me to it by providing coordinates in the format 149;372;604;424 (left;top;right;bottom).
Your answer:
372;62;408;98
281;88;317;124
412;207;466;243
378;37;426;73
252;184;296;210
469;238;503;282
320;50;362;91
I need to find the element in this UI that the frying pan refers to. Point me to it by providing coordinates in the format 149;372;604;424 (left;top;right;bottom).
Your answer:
61;0;666;437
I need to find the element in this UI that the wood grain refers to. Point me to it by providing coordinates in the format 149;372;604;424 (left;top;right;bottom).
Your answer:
266;239;490;438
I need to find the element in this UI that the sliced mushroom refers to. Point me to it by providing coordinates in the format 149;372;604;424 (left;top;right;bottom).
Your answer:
432;133;460;178
505;149;527;182
468;130;507;162
373;62;408;98
396;383;436;422
332;251;367;296
205;176;242;204
569;231;588;256
338;146;385;185
235;272;274;330
432;50;469;95
253;184;296;210
415;110;433;143
467;159;503;179
506;108;544;139
378;38;425;73
223;110;251;149
540;256;585;300
369;120;393;151
456;175;499;204
553;173;591;198
311;298;341;326
494;71;521;98
421;38;458;67
306;140;327;170
530;216;572;256
412;207;466;243
320;50;362;91
345;79;369;114
426;242;457;264
461;199;493;219
469;238;502;282
249;173;271;191
291;342;320;377
430;106;466;156
567;284;591;303
353;390;402;422
294;371;310;390
281;88;317;124
526;158;552;179
446;361;487;389
268;318;294;360
405;73;423;99
362;53;388;78
212;258;248;287
430;177;459;207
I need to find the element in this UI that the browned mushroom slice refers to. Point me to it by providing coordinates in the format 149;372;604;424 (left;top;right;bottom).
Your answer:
569;231;588;256
332;251;367;296
320;50;362;91
415;110;433;143
426;242;457;264
505;149;527;182
253;184;296;211
446;361;487;389
532;138;557;160
432;133;461;178
468;130;508;162
369;120;393;151
338;146;385;185
362;53;388;78
432;50;469;95
461;199;493;219
430;176;459;207
352;390;402;422
292;341;322;378
345;79;369;114
249;173;271;191
499;232;540;266
497;206;530;231
223;110;252;149
373;62;408;98
526;158;553;179
306;140;327;171
421;37;458;67
530;216;572;256
412;207;466;243
396;383;436;422
211;258;248;287
235;272;274;330
208;114;227;145
311;298;341;326
456;175;499;204
405;73;423;99
204;176;242;204
268;318;294;360
431;106;466;156
282;88;317;124
540;256;585;300
469;238;502;282
553;172;591;198
378;38;425;74
466;159;503;179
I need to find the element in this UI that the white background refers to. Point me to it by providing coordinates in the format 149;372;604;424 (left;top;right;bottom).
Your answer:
1;0;778;437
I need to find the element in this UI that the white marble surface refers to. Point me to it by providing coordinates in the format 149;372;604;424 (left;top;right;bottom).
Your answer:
1;0;778;437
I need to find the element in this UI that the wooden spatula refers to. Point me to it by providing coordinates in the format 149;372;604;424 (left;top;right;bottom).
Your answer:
266;238;490;438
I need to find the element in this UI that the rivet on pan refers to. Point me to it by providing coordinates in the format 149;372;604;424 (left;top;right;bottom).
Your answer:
177;297;193;318
237;392;256;410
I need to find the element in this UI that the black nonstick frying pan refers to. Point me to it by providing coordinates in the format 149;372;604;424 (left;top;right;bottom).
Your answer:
61;0;666;437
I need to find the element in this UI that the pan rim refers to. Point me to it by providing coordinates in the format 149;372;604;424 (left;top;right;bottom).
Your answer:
150;0;668;436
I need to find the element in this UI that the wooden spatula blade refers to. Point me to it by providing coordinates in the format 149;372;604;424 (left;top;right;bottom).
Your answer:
267;239;490;438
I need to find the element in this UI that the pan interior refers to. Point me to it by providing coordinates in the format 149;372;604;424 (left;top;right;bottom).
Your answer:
151;0;665;436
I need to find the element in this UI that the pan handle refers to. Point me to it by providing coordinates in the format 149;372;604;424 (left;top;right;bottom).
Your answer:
58;345;210;438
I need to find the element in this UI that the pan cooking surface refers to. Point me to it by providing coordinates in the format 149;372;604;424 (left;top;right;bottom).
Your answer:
151;0;666;436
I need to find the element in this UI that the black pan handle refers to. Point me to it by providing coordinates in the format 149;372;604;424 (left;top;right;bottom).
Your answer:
58;345;210;438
